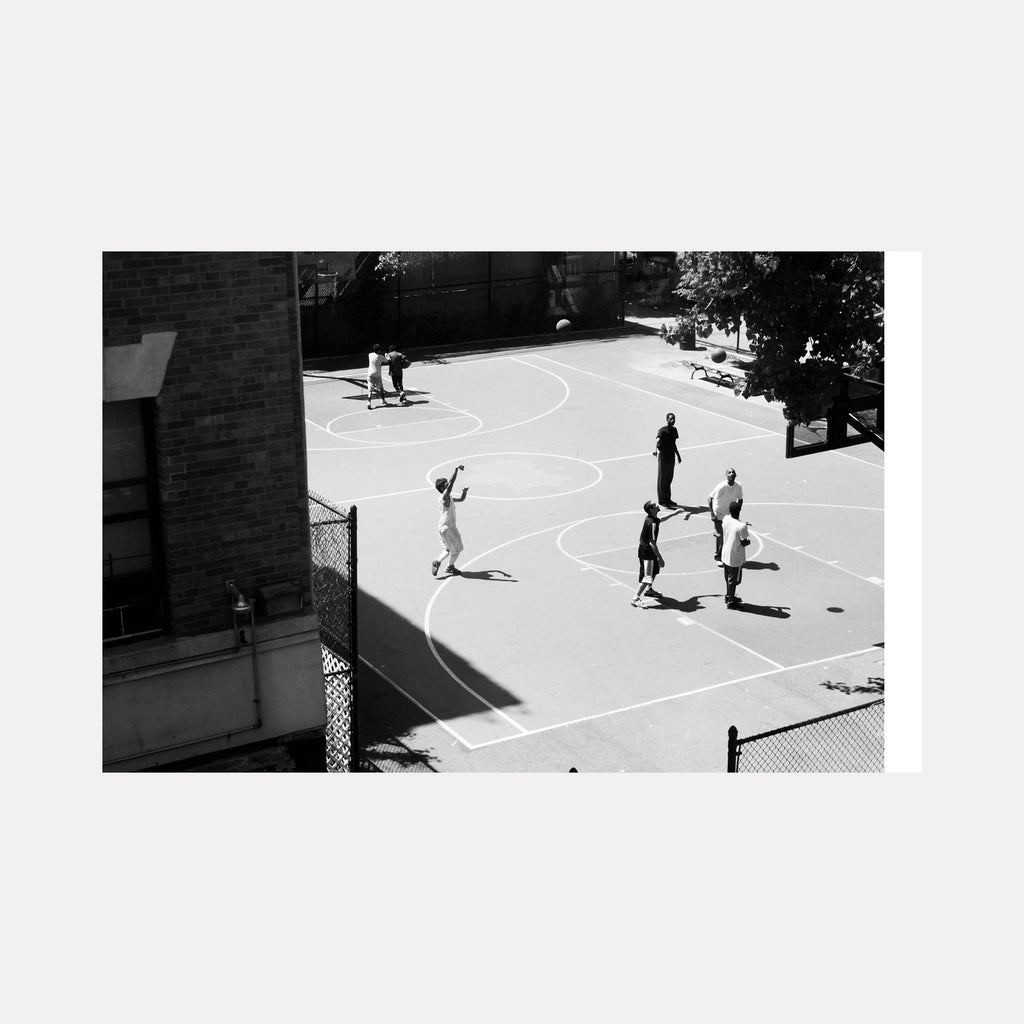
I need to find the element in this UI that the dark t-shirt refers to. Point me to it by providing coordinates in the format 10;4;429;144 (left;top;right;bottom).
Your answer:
386;351;406;374
656;424;679;459
637;514;660;560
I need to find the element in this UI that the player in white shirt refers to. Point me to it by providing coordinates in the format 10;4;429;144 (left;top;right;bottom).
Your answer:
720;500;750;608
708;467;743;566
367;344;390;410
432;464;469;578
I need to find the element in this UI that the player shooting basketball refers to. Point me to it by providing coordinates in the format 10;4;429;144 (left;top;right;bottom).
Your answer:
432;464;469;578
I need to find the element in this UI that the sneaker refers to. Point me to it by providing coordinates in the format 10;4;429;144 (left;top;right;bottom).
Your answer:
431;560;441;577
645;589;662;599
444;566;461;576
715;559;724;567
630;598;647;608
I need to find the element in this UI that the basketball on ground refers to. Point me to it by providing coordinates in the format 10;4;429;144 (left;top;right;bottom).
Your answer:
711;348;727;364
556;318;572;333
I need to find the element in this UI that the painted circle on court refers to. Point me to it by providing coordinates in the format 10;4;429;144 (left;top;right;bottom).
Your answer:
425;452;603;501
556;510;764;577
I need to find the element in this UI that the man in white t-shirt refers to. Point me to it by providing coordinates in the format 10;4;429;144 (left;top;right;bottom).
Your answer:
432;464;468;578
708;467;743;566
720;499;750;608
367;344;390;410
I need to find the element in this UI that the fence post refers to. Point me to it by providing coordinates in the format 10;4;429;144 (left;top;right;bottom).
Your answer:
348;504;359;772
727;725;738;773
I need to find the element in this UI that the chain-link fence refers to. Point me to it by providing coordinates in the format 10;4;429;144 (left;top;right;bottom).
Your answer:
727;699;884;772
308;492;358;772
300;252;625;357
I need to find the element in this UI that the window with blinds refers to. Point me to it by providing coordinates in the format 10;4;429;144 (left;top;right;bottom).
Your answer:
103;400;164;643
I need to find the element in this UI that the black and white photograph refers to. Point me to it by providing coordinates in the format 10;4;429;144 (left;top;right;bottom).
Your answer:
102;250;888;773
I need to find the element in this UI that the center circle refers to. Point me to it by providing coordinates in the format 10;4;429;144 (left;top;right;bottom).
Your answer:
424;452;603;501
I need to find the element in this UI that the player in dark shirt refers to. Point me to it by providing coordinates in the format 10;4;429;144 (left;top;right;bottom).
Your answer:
653;412;682;507
631;499;685;607
385;348;410;404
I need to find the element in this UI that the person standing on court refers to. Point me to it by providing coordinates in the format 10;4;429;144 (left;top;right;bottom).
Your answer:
432;464;468;578
367;344;390;410
631;499;685;608
720;500;750;608
653;412;682;507
708;467;743;566
384;347;410;405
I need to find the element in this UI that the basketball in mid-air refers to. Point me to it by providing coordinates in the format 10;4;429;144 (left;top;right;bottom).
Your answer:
710;348;727;364
556;318;572;333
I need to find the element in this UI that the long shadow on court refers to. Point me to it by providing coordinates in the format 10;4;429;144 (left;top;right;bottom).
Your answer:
733;602;791;618
644;594;714;613
349;583;526;771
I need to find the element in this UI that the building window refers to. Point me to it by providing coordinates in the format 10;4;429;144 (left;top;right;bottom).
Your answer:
103;400;164;643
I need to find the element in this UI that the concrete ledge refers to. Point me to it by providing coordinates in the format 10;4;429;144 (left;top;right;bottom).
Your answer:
103;612;321;683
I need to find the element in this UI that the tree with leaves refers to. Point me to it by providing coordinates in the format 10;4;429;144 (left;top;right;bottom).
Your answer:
673;252;883;424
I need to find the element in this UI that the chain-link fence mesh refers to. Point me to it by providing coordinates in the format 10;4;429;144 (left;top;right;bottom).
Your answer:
308;492;358;772
322;645;354;773
728;699;884;772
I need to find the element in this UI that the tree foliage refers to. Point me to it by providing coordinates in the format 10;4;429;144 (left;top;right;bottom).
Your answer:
674;252;883;423
375;252;456;280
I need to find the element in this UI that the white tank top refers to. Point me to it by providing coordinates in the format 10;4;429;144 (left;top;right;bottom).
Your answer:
438;492;456;530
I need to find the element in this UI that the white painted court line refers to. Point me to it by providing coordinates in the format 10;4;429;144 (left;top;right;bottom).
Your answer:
337;413;468;436
333;485;434;504
422;517;597;734
461;646;883;750
686;616;784;669
529;352;783;435
592;434;775;464
358;656;475;749
760;532;880;585
866;577;885;586
423;451;604;502
308;355;571;451
575;529;712;560
528;352;882;470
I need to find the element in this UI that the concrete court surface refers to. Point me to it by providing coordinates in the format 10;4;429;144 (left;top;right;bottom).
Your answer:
303;332;885;771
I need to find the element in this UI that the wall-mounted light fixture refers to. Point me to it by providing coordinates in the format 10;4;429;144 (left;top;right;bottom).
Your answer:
226;580;262;728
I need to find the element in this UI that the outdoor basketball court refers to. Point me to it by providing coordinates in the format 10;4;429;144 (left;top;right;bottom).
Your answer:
303;332;884;771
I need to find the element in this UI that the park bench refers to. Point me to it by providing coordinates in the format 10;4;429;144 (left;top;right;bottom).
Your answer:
688;359;750;389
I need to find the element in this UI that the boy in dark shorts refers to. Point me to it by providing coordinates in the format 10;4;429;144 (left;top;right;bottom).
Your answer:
385;347;410;404
631;499;685;608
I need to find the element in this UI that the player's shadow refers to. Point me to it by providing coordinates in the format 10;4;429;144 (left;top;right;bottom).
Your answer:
456;569;517;582
745;560;780;571
647;594;709;613
733;602;790;618
674;505;708;520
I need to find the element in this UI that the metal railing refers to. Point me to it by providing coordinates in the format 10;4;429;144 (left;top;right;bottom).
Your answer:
728;699;884;772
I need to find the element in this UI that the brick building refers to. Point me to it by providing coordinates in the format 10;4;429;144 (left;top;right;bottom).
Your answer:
102;252;327;770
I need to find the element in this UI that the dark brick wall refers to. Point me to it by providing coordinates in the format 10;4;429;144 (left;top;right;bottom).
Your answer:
103;252;312;637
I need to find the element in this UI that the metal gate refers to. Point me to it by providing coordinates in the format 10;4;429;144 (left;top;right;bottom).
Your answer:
308;492;358;772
